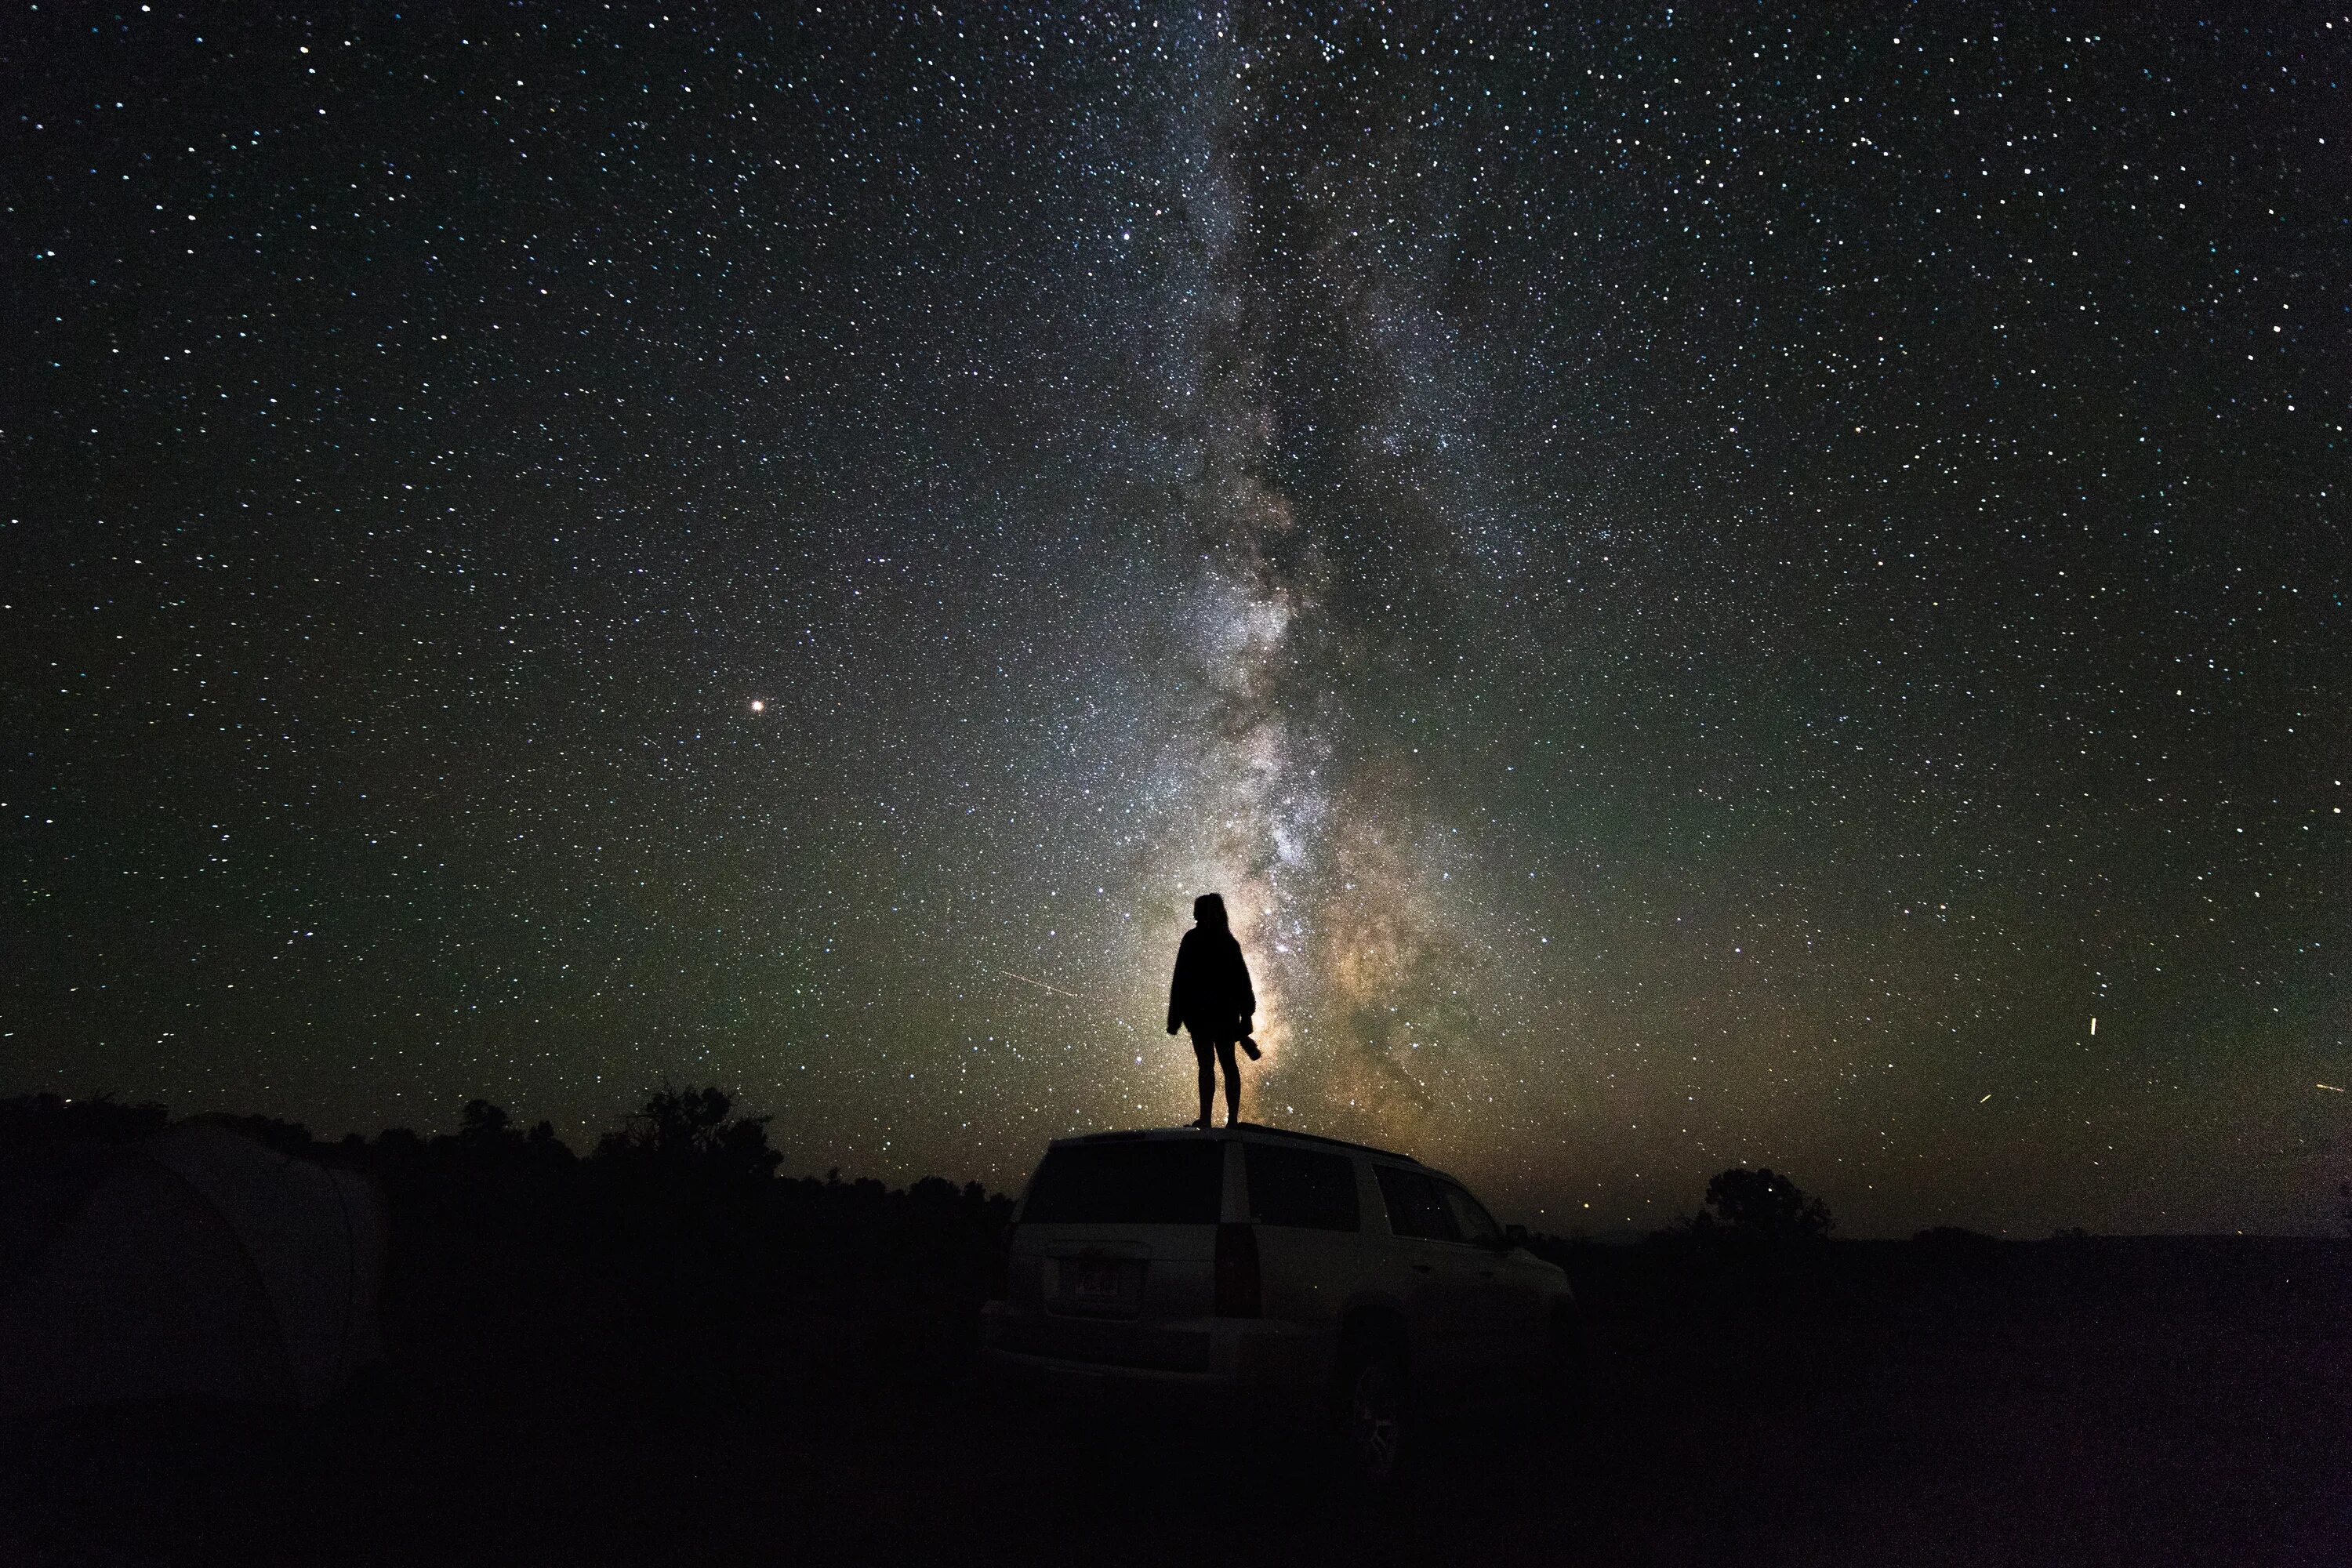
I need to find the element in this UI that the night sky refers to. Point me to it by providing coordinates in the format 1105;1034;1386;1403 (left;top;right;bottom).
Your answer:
10;5;2348;1236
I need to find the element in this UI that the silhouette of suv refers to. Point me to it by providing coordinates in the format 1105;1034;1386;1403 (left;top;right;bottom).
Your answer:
982;1124;1579;1480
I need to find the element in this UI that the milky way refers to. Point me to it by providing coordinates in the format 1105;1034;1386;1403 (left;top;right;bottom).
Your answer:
11;5;2348;1235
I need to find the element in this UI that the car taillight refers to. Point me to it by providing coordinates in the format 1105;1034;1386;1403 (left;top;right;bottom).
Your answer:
1215;1221;1261;1318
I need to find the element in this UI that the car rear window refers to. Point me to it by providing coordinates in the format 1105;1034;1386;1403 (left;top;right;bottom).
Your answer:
1440;1181;1502;1247
1374;1165;1460;1242
1245;1143;1360;1231
1021;1140;1225;1225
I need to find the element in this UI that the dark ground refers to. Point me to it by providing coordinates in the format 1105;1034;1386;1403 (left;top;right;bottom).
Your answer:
6;1232;2349;1567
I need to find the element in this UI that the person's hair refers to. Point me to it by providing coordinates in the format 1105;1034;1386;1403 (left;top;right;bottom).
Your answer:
1193;892;1228;925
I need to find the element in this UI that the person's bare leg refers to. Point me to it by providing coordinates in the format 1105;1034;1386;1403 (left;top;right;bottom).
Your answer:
1219;1039;1242;1126
1193;1037;1214;1127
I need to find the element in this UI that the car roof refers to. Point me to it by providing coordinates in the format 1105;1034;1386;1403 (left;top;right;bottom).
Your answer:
1047;1123;1421;1167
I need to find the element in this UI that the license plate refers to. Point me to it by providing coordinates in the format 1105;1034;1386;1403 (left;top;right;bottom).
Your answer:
1067;1260;1123;1299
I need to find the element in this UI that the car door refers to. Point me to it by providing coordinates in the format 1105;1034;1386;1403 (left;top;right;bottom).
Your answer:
1437;1179;1548;1388
1242;1139;1362;1380
1371;1163;1481;1399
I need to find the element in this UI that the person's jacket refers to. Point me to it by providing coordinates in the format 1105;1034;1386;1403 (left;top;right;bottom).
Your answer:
1167;923;1255;1038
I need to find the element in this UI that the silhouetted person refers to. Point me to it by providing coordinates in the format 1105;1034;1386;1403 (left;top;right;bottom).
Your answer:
1167;893;1257;1127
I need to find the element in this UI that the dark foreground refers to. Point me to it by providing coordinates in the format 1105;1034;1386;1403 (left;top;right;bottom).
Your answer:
5;1234;2348;1567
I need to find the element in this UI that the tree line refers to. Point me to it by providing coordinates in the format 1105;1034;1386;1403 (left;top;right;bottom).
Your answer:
2;1088;1018;1364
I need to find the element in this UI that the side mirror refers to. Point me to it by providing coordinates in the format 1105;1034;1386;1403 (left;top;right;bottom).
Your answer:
1502;1223;1530;1251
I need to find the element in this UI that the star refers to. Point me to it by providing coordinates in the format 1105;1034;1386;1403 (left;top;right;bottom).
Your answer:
11;3;2340;1237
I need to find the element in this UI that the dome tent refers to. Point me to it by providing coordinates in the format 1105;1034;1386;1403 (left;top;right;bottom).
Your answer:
0;1123;387;1415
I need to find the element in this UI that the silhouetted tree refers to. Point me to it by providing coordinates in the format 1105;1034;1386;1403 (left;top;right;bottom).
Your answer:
1679;1167;1835;1240
436;1100;575;1175
455;1098;519;1149
594;1087;782;1182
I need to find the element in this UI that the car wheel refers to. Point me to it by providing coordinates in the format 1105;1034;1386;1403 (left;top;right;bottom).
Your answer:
1341;1341;1409;1486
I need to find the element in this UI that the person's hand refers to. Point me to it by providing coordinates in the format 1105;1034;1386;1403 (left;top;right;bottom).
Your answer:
1166;1021;1180;1036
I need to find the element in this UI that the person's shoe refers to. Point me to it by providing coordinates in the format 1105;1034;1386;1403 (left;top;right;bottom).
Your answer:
1189;1116;1210;1130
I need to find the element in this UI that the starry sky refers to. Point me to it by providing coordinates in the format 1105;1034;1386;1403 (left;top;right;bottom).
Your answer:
9;5;2348;1236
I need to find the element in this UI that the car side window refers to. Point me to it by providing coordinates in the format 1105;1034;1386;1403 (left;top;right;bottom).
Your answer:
1440;1182;1502;1247
1375;1166;1459;1243
1246;1143;1361;1231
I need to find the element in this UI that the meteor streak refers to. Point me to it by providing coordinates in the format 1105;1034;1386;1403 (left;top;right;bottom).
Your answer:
993;968;1093;1004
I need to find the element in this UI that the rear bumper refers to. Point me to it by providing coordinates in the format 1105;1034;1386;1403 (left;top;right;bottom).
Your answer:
979;1301;1327;1392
